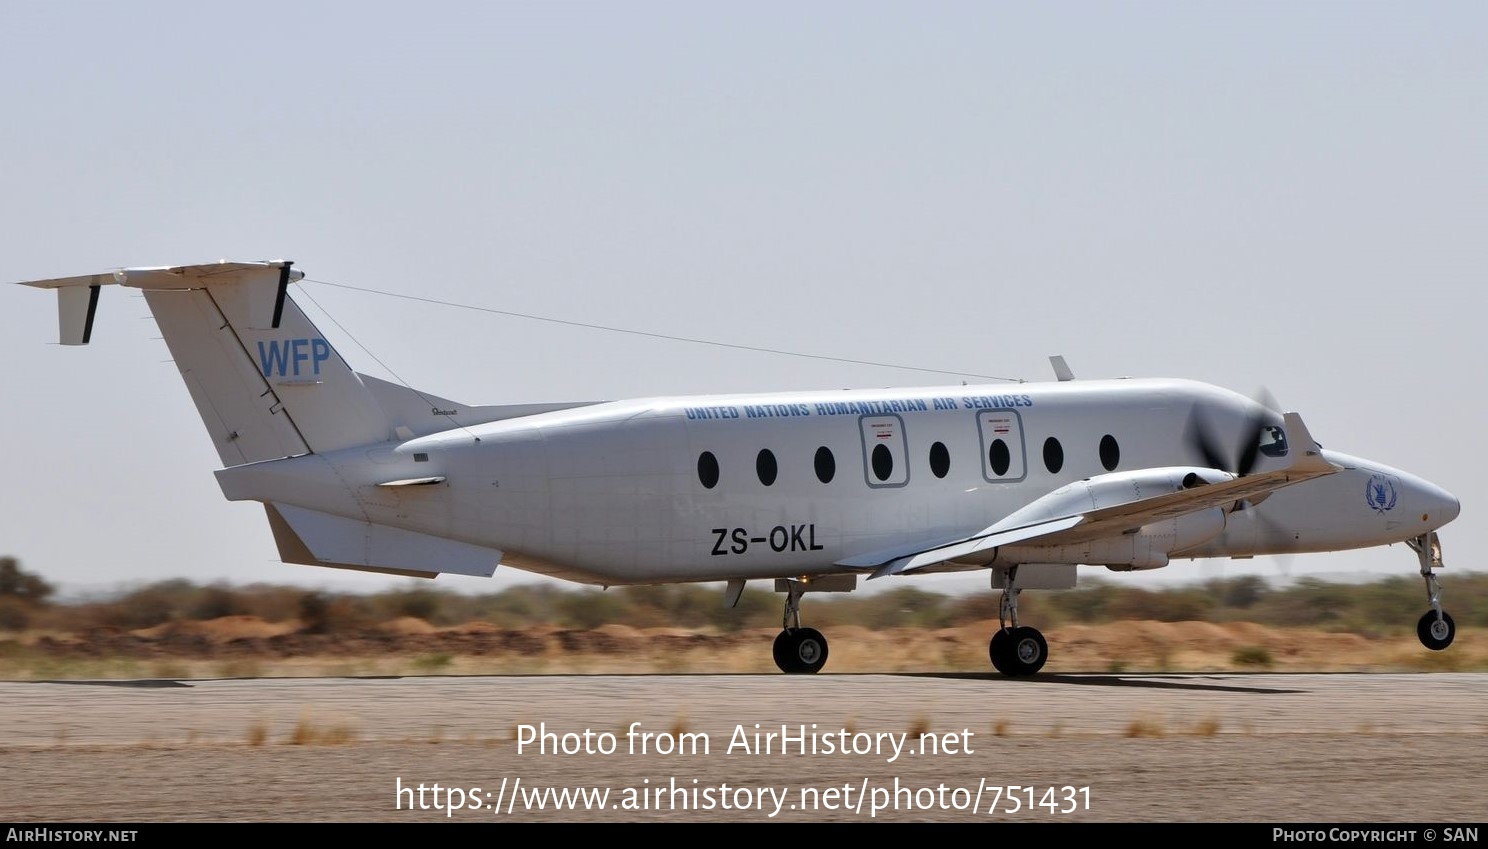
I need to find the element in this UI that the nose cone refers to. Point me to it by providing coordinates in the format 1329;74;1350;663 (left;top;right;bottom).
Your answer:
1427;480;1461;526
1322;450;1460;536
1398;472;1458;532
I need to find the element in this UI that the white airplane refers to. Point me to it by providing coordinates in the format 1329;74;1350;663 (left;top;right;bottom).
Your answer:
20;261;1463;675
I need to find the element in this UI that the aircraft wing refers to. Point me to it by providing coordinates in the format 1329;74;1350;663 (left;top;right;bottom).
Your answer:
838;412;1338;578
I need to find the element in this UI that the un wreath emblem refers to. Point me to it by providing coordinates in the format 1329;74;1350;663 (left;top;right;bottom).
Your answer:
1366;474;1398;514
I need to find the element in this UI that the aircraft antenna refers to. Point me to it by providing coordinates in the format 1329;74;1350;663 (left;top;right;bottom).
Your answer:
305;278;1024;382
295;285;484;443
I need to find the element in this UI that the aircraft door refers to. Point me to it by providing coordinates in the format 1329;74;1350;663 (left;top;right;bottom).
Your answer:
858;414;909;488
977;409;1027;482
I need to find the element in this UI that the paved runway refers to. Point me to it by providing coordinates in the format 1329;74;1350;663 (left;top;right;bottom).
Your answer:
2;673;1484;822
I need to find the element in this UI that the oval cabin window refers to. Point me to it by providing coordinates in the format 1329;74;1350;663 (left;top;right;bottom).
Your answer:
929;441;950;478
989;439;1011;477
756;449;778;486
814;446;836;483
871;443;894;482
697;452;719;489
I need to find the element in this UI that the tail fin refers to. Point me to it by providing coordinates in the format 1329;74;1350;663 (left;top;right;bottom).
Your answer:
19;261;390;466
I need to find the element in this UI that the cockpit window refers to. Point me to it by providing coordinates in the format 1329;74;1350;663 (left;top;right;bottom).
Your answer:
1258;425;1289;458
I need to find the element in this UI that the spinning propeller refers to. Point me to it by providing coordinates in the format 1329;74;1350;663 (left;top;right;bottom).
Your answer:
1183;387;1298;574
1183;387;1281;478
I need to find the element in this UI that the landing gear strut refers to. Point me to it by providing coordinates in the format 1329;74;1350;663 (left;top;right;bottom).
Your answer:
1408;531;1455;651
774;580;829;674
988;566;1048;676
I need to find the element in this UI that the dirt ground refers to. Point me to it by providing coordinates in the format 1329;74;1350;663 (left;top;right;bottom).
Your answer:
1;673;1484;823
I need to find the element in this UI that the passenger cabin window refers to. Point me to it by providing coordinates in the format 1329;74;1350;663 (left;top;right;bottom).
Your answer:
988;439;1011;477
697;451;720;489
814;446;836;483
871;444;894;481
929;441;950;478
756;449;778;486
1099;434;1119;471
1043;437;1064;474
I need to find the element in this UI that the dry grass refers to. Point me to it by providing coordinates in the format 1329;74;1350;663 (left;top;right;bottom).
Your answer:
2;621;1485;679
1124;714;1167;738
1188;715;1222;737
245;720;268;746
907;714;931;739
287;710;359;745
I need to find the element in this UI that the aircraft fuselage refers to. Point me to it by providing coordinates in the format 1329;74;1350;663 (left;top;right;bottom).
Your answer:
219;376;1457;586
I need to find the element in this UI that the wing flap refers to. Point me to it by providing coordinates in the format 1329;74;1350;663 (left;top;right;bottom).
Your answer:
869;516;1084;578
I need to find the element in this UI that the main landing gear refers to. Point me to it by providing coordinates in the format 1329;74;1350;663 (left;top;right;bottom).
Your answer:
1408;531;1455;651
989;565;1047;677
774;580;829;674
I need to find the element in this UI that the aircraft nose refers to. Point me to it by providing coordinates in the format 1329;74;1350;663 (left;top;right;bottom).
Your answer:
1418;478;1460;527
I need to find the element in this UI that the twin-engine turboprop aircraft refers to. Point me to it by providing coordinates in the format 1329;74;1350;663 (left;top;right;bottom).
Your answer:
20;261;1463;675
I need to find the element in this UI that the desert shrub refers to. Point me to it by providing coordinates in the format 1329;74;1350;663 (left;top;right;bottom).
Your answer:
1213;575;1269;609
297;591;374;634
555;590;633;629
189;585;249;620
375;585;448;623
0;598;31;631
1232;646;1274;667
0;558;53;604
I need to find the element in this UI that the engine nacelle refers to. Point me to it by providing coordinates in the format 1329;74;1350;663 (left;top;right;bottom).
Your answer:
998;505;1227;570
989;467;1234;570
994;466;1236;529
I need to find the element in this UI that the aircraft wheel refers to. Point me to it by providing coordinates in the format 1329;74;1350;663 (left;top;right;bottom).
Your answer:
1417;611;1456;651
1002;626;1048;677
989;628;1013;675
774;628;829;674
773;630;799;673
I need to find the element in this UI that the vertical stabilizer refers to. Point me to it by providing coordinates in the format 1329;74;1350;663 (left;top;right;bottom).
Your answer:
18;261;391;466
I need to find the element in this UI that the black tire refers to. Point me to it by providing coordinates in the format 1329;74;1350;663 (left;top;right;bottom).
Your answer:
1417;610;1456;651
774;628;829;674
773;629;800;673
1003;626;1048;676
989;628;1013;675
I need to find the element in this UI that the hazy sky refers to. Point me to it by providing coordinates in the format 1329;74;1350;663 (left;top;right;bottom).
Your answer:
2;2;1484;601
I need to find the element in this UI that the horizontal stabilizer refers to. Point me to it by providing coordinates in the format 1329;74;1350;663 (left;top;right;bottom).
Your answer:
17;262;303;291
16;262;306;346
267;503;501;578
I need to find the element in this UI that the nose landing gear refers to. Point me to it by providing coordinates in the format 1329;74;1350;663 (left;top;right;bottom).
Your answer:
1408;531;1455;651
